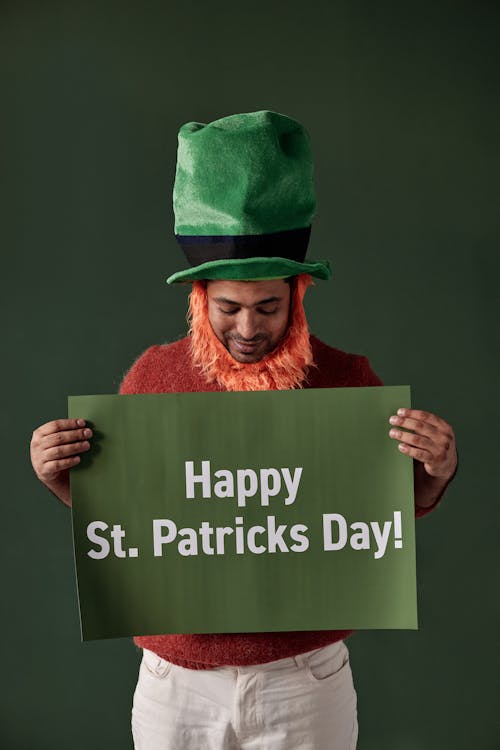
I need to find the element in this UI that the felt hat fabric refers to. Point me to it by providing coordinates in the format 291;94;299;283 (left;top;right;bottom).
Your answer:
166;110;331;284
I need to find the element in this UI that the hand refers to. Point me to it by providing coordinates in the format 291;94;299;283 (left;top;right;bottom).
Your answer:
30;418;93;506
388;408;457;481
388;408;457;509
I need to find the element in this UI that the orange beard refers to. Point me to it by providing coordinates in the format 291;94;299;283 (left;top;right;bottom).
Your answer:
187;274;315;391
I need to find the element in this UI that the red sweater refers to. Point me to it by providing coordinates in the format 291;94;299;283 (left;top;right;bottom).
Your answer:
119;334;434;669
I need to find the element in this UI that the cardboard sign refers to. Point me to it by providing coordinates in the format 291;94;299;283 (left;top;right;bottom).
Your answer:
68;386;417;640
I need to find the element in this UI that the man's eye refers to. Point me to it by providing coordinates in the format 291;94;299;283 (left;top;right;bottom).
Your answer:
258;308;278;316
219;308;238;316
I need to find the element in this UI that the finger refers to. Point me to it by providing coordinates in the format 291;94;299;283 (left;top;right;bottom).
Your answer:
41;427;93;449
388;416;449;444
397;443;433;463
389;428;435;451
36;418;87;438
394;408;452;433
39;456;82;478
42;440;91;463
389;415;439;436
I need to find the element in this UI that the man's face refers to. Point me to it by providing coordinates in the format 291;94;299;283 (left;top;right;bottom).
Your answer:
206;278;292;364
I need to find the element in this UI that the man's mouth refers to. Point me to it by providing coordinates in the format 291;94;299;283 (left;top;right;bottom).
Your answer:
230;339;262;355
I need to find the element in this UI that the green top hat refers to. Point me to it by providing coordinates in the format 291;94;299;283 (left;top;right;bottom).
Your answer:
166;110;331;284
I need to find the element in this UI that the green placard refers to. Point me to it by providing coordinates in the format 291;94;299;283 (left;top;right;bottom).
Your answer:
68;386;417;641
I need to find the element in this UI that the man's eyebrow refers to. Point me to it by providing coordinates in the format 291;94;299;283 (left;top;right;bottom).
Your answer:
213;296;282;306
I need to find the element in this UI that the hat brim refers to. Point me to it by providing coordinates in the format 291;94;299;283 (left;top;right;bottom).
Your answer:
166;257;331;284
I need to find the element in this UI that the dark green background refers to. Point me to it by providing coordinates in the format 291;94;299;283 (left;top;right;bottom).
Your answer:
2;1;498;748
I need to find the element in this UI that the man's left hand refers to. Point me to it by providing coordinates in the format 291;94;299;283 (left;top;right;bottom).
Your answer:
388;408;458;508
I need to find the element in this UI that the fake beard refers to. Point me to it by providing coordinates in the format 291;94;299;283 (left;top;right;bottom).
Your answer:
187;274;315;392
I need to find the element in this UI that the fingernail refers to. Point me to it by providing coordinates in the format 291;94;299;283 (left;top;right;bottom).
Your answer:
83;428;92;438
389;416;399;424
77;419;86;427
397;408;406;416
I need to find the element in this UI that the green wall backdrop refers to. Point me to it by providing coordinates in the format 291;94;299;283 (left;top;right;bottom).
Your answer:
2;1;498;748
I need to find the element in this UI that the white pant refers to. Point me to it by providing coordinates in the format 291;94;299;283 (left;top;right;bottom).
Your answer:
132;640;358;749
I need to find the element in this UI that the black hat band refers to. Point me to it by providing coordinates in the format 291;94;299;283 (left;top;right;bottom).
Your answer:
175;226;312;267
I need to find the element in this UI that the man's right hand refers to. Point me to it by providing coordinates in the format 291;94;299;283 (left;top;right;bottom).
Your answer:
30;419;93;507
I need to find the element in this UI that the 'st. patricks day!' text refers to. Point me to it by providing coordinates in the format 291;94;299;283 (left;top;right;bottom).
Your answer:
86;460;404;561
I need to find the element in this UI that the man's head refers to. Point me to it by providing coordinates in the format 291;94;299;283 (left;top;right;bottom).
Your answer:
166;110;331;389
206;278;292;364
188;274;314;391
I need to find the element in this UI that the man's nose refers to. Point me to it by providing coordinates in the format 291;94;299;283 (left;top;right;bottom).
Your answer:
236;310;258;340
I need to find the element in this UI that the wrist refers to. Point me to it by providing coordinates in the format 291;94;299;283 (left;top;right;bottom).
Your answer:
41;476;72;507
414;455;458;509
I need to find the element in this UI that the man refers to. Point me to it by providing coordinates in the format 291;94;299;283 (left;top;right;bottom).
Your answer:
30;110;457;749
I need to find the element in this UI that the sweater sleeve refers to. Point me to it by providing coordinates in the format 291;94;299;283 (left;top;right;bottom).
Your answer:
118;345;161;394
357;355;384;386
414;491;443;519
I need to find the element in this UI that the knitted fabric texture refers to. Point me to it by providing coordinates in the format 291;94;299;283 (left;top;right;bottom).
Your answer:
188;274;314;391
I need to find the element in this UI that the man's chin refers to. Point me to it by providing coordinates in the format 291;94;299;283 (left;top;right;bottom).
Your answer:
228;349;264;364
226;342;269;364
